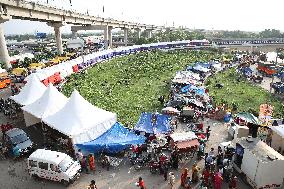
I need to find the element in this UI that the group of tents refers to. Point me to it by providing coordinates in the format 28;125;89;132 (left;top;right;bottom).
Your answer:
9;76;146;154
7;40;207;154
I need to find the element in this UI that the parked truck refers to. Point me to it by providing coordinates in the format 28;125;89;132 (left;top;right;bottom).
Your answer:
232;137;284;189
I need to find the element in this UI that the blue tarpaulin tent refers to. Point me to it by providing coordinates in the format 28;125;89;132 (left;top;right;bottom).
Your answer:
181;84;206;96
76;122;146;154
134;112;172;134
181;84;199;93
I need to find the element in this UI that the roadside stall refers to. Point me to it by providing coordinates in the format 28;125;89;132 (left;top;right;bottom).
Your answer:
42;90;117;145
170;131;199;154
232;137;284;189
21;84;68;126
235;112;261;138
161;107;180;116
228;122;250;140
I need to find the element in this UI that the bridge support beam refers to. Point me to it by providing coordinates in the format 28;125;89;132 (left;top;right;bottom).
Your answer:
145;29;152;38
108;26;113;49
48;22;64;54
71;30;78;39
136;29;141;38
0;16;11;69
124;28;128;46
104;26;109;49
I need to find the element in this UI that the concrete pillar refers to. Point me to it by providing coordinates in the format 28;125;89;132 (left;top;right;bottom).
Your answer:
136;29;141;38
47;22;64;54
0;16;11;69
71;30;77;39
124;28;128;46
104;26;109;49
108;26;113;49
146;30;152;38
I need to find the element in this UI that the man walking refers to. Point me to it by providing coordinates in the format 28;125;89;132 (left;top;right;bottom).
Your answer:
206;126;211;140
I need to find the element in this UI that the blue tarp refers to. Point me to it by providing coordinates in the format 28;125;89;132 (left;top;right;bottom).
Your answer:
242;67;252;76
277;72;284;79
134;112;172;134
181;84;205;96
181;84;199;93
76;122;146;154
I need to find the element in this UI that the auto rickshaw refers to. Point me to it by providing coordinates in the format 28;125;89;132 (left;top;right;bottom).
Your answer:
11;68;28;83
0;77;11;89
48;57;61;66
0;69;11;89
11;67;28;77
28;62;45;71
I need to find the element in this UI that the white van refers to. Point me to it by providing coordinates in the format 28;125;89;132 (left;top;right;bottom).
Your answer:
28;149;81;186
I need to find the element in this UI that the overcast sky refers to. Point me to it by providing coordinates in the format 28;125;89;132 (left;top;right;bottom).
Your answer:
3;0;284;35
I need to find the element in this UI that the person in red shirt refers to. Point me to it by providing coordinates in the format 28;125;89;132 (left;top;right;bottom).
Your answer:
136;177;146;189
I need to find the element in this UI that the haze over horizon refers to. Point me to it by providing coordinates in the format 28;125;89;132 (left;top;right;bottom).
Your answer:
3;0;284;35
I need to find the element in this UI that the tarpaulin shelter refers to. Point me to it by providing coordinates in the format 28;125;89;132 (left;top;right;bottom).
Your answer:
242;67;253;77
172;71;200;85
187;98;204;108
170;131;199;150
76;122;146;154
21;84;68;126
236;112;262;125
162;107;181;115
195;62;212;69
42;90;117;144
181;84;199;93
181;84;206;96
192;64;210;73
10;74;47;106
134;112;172;134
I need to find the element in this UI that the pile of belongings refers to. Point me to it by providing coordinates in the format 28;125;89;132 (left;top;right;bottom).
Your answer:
164;63;214;122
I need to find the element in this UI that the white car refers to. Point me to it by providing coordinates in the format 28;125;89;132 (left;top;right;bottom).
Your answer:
28;149;81;186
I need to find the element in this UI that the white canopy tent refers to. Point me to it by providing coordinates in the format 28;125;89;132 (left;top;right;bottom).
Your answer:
10;75;46;106
21;84;68;126
42;90;117;144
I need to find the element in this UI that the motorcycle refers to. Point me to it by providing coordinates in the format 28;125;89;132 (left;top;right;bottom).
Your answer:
149;160;160;174
133;156;148;170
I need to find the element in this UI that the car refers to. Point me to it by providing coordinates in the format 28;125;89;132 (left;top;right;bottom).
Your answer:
3;128;34;157
28;149;81;186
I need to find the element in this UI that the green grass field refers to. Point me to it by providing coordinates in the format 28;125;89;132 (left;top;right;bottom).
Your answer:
62;50;217;126
62;50;283;126
206;69;284;118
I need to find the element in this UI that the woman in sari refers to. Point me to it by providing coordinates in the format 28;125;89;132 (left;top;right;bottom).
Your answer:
181;168;188;187
89;154;95;172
